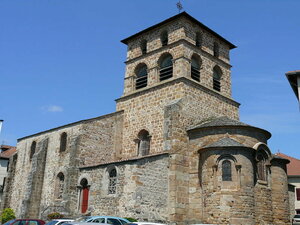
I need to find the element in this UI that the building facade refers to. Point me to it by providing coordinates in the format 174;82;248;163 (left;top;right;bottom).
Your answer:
3;12;291;225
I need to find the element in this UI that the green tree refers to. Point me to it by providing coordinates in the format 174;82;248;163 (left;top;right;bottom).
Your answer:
1;208;16;224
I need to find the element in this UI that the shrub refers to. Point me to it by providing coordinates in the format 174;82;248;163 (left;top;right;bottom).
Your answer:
124;217;138;222
47;212;64;220
1;208;16;224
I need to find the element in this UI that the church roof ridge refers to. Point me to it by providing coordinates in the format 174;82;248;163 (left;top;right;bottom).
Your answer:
121;11;236;49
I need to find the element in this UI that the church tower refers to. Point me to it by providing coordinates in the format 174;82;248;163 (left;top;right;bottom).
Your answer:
116;12;240;158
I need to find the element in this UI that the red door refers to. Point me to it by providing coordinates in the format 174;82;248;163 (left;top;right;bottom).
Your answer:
81;187;89;213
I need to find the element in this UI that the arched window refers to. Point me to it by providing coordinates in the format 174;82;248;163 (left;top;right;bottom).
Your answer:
159;54;173;81
140;40;147;55
195;32;202;47
55;172;64;199
191;55;201;82
60;132;67;152
213;66;222;92
256;151;268;181
135;64;148;89
30;141;36;160
213;42;219;57
222;160;232;181
108;168;117;194
160;31;168;46
137;130;150;156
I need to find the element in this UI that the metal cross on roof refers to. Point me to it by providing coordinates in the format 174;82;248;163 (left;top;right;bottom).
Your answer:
176;0;183;13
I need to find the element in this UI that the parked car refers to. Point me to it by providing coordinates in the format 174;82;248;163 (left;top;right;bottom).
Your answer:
293;214;300;225
10;219;46;225
125;223;166;225
2;219;16;225
65;216;130;225
80;216;129;225
45;219;74;225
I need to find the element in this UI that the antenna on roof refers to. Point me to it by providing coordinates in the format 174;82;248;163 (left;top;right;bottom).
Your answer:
176;0;183;13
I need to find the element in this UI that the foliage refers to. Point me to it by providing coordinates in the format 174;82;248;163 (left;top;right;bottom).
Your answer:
1;208;16;224
124;217;138;222
47;212;64;220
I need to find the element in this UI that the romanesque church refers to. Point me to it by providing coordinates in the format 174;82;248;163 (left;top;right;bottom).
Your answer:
2;12;291;225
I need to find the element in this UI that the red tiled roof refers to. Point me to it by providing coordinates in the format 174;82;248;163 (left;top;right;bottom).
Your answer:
0;145;17;159
276;153;300;176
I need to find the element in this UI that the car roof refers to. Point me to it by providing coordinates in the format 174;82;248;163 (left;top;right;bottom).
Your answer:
88;216;128;220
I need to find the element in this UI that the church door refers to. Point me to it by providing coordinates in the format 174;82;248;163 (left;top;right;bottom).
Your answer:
81;187;89;213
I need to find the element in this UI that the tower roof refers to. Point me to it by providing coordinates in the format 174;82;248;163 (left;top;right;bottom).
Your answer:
204;137;245;148
121;12;236;49
285;70;300;100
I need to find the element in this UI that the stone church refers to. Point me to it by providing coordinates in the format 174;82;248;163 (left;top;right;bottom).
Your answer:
2;12;291;225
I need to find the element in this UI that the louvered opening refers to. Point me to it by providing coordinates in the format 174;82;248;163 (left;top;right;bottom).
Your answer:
213;79;221;92
136;76;148;89
159;66;173;81
191;67;200;81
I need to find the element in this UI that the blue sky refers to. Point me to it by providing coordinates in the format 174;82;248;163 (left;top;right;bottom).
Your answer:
1;0;299;158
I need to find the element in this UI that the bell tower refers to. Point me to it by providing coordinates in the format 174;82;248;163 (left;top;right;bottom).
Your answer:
116;12;240;157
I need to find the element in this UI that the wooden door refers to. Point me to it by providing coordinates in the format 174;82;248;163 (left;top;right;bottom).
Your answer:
81;187;89;213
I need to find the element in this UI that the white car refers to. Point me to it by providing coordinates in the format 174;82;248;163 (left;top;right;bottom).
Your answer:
125;223;166;225
45;219;74;225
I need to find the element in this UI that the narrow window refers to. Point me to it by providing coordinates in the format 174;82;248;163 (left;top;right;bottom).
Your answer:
140;40;147;55
160;31;168;46
213;42;219;57
137;130;150;156
213;66;222;92
30;141;36;160
135;64;148;89
108;168;117;194
297;188;300;201
195;32;202;47
222;160;232;181
80;178;89;213
55;172;64;199
60;132;67;152
191;55;201;82
159;54;173;81
256;151;268;181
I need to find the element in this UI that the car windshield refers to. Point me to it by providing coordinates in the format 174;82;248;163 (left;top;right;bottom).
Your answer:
295;215;300;218
74;217;91;222
45;221;58;225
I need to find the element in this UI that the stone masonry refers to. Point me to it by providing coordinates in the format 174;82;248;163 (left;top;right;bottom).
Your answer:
3;12;291;225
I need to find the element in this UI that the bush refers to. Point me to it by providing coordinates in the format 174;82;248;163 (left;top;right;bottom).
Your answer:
1;208;16;224
47;212;64;220
124;217;138;222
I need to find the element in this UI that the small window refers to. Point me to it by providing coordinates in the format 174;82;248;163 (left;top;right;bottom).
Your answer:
296;188;300;201
159;54;173;81
222;160;232;181
137;130;150;156
213;42;219;57
55;172;64;199
191;55;201;82
60;132;67;152
195;32;202;47
30;141;36;160
108;168;117;194
256;150;268;181
135;64;148;89
140;40;147;55
160;31;168;46
213;66;222;92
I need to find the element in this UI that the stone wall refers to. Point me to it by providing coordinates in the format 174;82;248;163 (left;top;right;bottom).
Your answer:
78;154;169;222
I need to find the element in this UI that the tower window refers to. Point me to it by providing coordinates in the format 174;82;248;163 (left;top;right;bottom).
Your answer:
108;168;117;194
195;32;202;47
140;40;147;55
222;160;232;181
213;42;219;57
135;64;148;89
213;66;222;92
137;130;150;156
160;31;168;46
60;132;67;152
30;141;36;160
191;55;201;82
256;152;268;181
159;54;173;81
